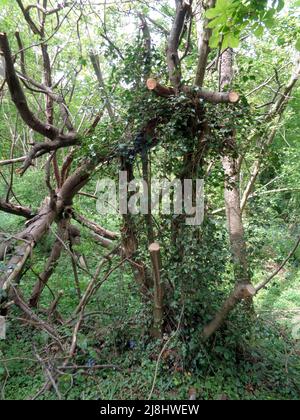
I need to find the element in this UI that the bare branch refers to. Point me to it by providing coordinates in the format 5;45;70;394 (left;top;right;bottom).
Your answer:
72;212;119;241
0;199;34;219
90;53;115;120
195;0;216;87
15;0;42;36
147;78;240;104
17;136;79;176
0;156;27;166
256;235;300;293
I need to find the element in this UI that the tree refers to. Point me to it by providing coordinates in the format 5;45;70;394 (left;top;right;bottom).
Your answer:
0;0;299;359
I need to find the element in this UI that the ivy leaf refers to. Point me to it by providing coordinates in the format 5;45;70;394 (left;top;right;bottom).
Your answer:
209;31;221;48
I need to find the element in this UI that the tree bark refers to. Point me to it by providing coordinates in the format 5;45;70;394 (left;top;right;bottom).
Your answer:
147;78;239;103
72;212;119;240
149;243;164;339
220;49;251;286
29;218;69;308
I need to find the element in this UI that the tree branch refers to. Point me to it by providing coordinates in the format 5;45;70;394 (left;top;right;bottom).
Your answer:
15;0;42;36
256;234;300;293
195;0;216;87
72;212;119;241
0;156;27;166
0;33;59;140
167;0;193;90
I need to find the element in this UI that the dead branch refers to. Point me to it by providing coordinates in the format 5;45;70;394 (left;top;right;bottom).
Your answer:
0;199;34;219
29;219;69;308
0;199;57;298
34;348;62;400
58;364;121;372
241;57;300;212
12;286;62;344
48;291;64;320
90;232;117;250
90;53;115;119
73;255;125;317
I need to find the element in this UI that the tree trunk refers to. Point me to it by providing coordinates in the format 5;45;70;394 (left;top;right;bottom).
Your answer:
29;218;69;308
149;243;164;338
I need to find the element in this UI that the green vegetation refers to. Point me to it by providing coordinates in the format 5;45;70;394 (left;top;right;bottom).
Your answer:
0;0;299;401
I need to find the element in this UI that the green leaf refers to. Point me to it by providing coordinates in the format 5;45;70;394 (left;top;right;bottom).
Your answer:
296;38;300;51
228;35;240;48
264;18;275;28
254;25;264;38
277;37;285;46
277;0;285;11
78;56;87;66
